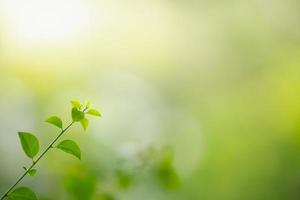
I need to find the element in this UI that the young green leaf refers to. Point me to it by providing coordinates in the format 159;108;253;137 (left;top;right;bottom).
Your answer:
86;101;91;109
18;132;39;159
71;107;84;122
70;100;83;108
28;169;37;176
45;116;63;129
8;187;38;200
86;109;102;117
22;166;27;171
56;140;81;160
80;118;89;131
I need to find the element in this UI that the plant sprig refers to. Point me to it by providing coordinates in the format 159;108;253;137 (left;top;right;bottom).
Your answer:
0;100;101;200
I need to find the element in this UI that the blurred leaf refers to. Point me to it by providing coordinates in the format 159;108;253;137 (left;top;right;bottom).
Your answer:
80;118;89;131
86;109;101;117
72;107;84;122
64;166;97;200
95;193;115;200
28;169;37;176
70;100;83;108
56;140;81;160
153;146;180;190
18;132;39;159
116;170;133;190
155;165;180;190
160;146;174;166
8;187;38;200
45;116;63;129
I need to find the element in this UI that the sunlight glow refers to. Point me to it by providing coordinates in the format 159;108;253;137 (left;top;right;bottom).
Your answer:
2;0;92;44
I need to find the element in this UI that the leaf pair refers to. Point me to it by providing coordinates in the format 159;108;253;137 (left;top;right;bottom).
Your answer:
23;167;37;176
19;132;81;160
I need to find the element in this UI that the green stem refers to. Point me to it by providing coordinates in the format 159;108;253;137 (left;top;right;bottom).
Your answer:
0;121;75;200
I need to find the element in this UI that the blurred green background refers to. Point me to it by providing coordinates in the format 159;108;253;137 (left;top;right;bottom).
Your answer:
1;0;300;199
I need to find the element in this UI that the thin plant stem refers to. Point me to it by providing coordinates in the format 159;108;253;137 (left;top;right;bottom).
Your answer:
0;121;75;200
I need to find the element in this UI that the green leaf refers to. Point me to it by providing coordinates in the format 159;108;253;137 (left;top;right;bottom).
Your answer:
45;116;63;129
71;107;84;122
28;169;37;176
8;187;38;200
70;100;83;108
86;109;102;117
18;132;39;159
86;101;91;109
80;118;89;131
56;140;81;160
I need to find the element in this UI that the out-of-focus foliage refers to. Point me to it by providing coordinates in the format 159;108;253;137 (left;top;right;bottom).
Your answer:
115;169;133;190
64;166;97;200
152;147;180;190
61;146;179;200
